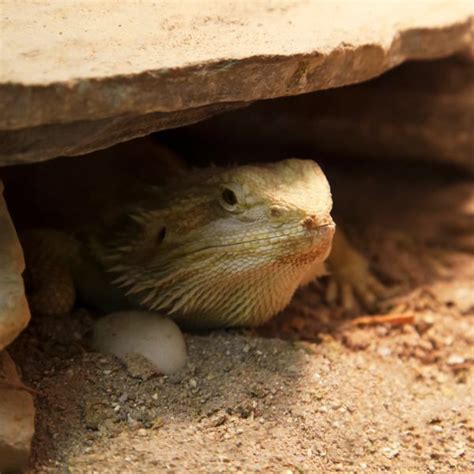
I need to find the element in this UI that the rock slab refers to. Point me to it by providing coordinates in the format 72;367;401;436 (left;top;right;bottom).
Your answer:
0;181;30;351
0;1;472;164
0;350;35;472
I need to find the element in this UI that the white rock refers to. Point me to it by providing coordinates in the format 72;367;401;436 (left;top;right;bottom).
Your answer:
92;311;187;375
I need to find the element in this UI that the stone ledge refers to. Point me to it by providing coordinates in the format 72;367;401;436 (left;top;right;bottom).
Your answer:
0;101;248;166
0;1;472;164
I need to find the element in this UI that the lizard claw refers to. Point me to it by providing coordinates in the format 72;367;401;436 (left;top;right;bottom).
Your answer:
324;228;391;312
325;253;389;312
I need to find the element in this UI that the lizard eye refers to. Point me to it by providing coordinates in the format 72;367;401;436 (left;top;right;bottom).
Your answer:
221;188;238;206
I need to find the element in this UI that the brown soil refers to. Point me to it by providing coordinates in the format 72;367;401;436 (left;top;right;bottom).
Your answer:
10;157;474;473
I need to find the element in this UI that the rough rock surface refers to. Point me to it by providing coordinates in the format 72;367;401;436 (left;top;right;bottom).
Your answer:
0;1;472;164
179;57;474;171
0;181;30;351
0;350;35;472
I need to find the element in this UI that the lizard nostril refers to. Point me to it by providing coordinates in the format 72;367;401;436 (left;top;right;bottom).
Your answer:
302;215;317;229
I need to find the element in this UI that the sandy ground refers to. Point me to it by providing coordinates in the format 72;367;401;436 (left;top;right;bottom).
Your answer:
8;155;474;472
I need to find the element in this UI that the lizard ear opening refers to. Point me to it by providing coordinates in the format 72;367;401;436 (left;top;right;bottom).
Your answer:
156;226;166;245
129;224;167;264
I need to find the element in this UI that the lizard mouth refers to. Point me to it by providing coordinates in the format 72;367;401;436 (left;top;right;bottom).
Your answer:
301;221;335;249
191;222;335;253
308;222;335;239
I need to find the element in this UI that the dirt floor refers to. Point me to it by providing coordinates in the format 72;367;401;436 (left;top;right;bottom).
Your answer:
9;156;474;472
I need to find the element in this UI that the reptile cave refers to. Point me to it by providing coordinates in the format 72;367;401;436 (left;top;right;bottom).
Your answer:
1;2;473;472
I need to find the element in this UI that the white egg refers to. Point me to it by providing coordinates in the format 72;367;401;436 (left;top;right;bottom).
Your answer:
92;311;187;374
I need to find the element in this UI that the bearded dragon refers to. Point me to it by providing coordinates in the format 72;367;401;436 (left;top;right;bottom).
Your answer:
20;154;385;328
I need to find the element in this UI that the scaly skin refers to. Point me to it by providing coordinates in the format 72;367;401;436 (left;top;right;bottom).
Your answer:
22;159;338;328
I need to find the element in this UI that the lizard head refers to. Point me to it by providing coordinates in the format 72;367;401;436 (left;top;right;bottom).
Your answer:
96;158;334;328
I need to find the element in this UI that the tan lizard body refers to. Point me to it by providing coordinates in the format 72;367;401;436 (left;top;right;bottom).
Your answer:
22;158;341;328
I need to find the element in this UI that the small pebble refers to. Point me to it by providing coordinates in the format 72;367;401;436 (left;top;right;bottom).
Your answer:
382;446;400;459
118;393;128;403
377;346;392;357
447;354;465;365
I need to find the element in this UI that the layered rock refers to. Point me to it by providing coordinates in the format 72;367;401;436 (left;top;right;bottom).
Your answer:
0;1;472;164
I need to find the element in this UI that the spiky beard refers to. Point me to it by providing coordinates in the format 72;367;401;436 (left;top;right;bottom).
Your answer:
102;245;325;328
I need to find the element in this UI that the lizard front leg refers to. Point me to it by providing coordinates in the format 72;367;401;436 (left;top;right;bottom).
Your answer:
325;227;388;311
20;229;80;316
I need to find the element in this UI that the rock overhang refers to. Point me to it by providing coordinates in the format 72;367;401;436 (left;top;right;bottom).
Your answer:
0;1;472;164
